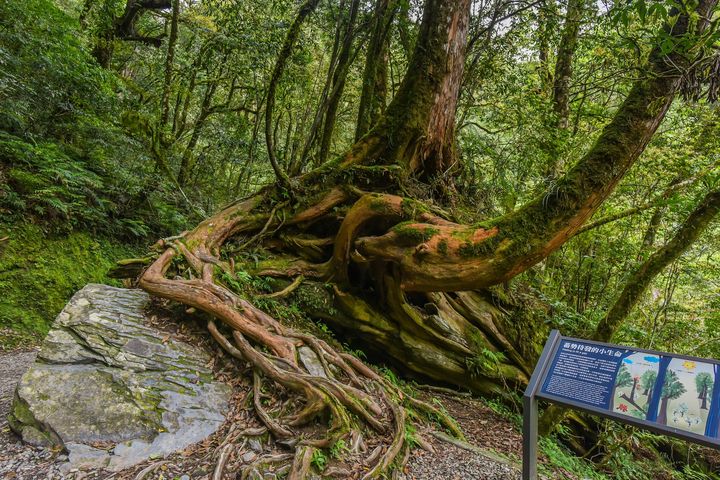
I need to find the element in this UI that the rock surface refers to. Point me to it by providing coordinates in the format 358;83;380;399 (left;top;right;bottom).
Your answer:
7;284;231;472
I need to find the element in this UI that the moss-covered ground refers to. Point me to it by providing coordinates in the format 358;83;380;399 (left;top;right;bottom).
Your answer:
0;222;138;349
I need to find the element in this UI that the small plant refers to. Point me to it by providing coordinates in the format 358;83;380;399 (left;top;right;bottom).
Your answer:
380;366;400;386
311;448;327;471
343;343;366;359
329;439;348;459
466;347;507;378
404;421;419;448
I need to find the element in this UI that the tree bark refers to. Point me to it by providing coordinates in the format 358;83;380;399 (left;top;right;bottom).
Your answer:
339;0;472;180
159;0;180;127
355;0;397;140
552;0;584;129
317;0;361;165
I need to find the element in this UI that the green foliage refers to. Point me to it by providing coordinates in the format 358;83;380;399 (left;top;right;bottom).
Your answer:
380;366;401;387
466;347;507;378
539;436;608;479
615;365;634;388
329;439;348;459
662;370;687;400
403;421;419;449
481;396;522;428
311;448;327;472
0;0;192;238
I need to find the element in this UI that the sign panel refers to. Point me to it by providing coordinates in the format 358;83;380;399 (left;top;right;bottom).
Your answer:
536;337;720;444
523;331;720;480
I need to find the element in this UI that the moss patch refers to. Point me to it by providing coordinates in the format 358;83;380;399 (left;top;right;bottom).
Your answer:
0;222;137;342
392;222;439;243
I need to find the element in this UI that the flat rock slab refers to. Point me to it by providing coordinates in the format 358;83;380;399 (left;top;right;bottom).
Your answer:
7;284;231;472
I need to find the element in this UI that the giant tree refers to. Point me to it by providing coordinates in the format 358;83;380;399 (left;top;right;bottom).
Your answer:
113;0;720;475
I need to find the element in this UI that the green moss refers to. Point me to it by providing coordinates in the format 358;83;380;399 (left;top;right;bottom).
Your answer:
458;240;494;258
392;222;439;243
369;195;391;213
438;239;449;255
0;223;137;343
400;198;429;218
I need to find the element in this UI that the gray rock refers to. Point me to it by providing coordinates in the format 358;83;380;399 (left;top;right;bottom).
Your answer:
248;438;264;452
8;284;231;472
65;443;110;470
298;346;326;377
241;451;257;463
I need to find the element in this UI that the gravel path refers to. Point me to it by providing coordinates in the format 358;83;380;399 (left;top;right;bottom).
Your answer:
401;442;519;480
0;350;70;480
0;350;36;422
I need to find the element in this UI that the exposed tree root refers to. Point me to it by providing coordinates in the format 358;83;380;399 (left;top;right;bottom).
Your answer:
132;187;534;477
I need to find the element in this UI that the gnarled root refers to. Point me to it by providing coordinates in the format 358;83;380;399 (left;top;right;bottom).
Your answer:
133;187;535;477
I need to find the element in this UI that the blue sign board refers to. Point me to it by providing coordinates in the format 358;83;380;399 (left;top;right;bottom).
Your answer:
523;331;720;480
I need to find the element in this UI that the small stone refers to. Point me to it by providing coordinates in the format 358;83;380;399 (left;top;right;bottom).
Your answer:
180;475;190;480
298;346;326;377
241;451;257;463
248;438;263;452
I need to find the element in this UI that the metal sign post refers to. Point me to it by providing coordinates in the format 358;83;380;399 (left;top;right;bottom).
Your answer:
523;330;560;480
523;330;720;480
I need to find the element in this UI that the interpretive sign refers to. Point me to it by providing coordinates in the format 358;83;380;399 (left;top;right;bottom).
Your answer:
522;330;720;480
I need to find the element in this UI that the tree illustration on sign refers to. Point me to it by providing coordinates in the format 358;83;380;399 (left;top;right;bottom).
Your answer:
612;364;633;411
641;370;657;405
695;372;714;410
629;376;639;402
658;370;686;425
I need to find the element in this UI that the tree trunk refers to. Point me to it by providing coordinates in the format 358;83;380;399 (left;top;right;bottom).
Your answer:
317;0;361;165
594;188;720;343
536;0;556;94
265;0;322;190
552;0;584;129
159;0;180;127
355;0;396;140
177;82;217;187
342;0;472;179
659;397;669;425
